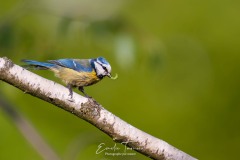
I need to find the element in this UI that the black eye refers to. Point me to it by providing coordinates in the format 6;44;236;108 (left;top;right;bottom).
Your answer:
102;66;108;72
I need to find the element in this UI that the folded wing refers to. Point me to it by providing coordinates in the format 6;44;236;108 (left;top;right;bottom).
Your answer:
48;59;93;72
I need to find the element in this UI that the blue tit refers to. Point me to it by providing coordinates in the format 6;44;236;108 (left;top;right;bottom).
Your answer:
22;57;117;98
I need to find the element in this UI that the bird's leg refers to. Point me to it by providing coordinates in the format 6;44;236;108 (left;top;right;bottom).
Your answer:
78;86;91;98
67;84;73;98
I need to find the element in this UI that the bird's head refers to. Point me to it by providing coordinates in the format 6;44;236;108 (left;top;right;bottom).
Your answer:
93;57;118;79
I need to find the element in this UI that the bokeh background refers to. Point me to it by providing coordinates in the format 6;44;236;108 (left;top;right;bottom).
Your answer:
1;0;240;159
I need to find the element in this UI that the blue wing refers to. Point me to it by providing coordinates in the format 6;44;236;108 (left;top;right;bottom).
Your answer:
22;59;56;69
48;59;93;72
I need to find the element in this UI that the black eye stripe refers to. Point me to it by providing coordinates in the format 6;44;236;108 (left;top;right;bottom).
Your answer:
102;66;107;72
96;61;108;73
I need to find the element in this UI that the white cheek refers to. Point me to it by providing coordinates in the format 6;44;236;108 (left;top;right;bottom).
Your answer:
106;65;111;73
95;62;105;75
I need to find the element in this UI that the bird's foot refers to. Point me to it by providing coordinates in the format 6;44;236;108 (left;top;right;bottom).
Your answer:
67;97;74;102
67;92;74;102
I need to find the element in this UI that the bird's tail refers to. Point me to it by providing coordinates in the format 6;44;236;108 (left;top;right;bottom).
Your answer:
22;59;56;70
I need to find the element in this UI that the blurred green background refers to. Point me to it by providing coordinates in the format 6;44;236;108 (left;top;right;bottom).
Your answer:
1;0;240;159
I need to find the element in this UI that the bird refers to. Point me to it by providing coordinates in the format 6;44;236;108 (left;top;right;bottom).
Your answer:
22;57;118;98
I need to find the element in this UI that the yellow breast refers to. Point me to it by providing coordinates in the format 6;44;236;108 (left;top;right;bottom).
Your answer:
51;67;101;87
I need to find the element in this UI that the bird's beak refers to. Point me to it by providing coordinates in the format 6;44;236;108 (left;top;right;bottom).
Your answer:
107;73;111;78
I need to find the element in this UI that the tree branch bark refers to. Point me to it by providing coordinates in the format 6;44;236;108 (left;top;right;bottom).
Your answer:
0;57;197;160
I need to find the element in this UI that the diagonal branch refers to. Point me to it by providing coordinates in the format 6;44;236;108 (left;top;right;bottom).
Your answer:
0;57;197;160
